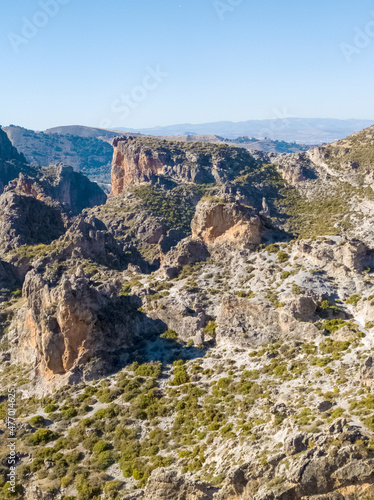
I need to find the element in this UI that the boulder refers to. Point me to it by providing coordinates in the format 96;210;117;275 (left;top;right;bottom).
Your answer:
191;199;264;248
162;238;210;278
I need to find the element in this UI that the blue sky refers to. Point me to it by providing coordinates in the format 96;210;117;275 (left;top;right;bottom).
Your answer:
1;0;374;130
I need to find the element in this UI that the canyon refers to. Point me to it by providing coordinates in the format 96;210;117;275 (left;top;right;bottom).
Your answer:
1;126;374;499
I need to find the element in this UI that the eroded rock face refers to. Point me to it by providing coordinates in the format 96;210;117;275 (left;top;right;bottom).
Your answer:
0;127;31;193
216;297;319;348
0;188;67;253
0;127;26;164
191;199;264;248
141;468;217;500
280;294;317;322
269;151;318;186
9;269;158;382
40;165;107;214
162;238;210;278
112;136;168;194
294;238;374;274
111;135;260;194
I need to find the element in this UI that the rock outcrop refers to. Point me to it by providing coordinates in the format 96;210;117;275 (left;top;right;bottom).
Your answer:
0;185;67;253
216;297;319;348
191;198;264;248
39;164;107;214
0;127;26;164
0;165;107;253
0;127;31;193
9;268;160;384
111;135;259;194
161;238;210;278
141;468;217;500
294;238;374;274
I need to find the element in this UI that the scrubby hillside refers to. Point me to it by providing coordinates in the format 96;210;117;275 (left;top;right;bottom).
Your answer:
2;131;374;499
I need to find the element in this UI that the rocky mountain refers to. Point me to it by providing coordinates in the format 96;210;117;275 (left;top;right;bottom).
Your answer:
2;129;374;499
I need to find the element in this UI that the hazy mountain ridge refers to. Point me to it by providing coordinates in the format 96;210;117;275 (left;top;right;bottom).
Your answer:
120;118;374;144
160;134;312;154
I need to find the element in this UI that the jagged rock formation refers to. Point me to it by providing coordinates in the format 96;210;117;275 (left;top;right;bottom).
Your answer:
39;164;107;214
9;269;150;382
191;198;264;248
215;296;319;348
0;127;26;164
111;135;259;194
161;239;210;278
0;184;67;253
139;469;218;499
0;167;107;253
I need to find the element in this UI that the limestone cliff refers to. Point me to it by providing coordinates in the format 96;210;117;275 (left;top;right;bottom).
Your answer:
111;135;259;194
39;164;107;214
9;269;147;383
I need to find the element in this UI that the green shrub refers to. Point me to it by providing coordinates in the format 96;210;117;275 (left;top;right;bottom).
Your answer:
44;404;58;413
277;251;289;263
346;294;361;306
29;429;59;445
320;319;353;334
281;271;292;279
292;283;302;295
135;362;162;378
170;361;190;386
236;290;255;298
161;329;178;340
93;440;111;454
93;450;116;470
76;474;101;500
61;407;78;419
29;415;47;427
204;321;217;338
320;338;350;355
364;415;374;431
265;244;279;254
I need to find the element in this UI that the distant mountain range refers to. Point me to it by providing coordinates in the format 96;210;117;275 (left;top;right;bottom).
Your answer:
118;118;374;144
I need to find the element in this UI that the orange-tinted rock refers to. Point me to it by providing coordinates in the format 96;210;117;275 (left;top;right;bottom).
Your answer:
191;199;263;248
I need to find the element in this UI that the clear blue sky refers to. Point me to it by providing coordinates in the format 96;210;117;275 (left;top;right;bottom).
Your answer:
1;0;374;130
